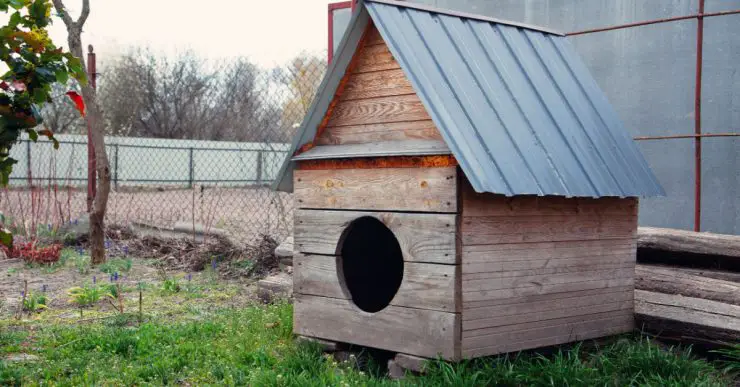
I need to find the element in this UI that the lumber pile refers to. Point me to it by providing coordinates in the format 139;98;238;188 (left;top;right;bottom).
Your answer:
638;227;740;270
635;227;740;344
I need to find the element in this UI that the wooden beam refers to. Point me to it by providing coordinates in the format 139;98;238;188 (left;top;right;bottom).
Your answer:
638;227;740;258
464;250;635;275
364;24;384;46
462;239;636;264
463;284;634;310
294;167;457;212
463;276;634;303
463;287;633;321
326;94;430;127
463;261;634;281
294;209;458;264
296;155;457;170
464;298;633;332
462;267;635;293
294;253;458;312
461;214;637;246
636;264;740;306
461;182;638;217
292;141;451;161
294;293;460;359
341;69;414;101
635;290;740;341
352;43;400;73
462;311;633;358
315;120;444;145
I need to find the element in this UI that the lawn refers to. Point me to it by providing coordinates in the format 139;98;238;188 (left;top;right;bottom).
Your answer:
1;302;736;386
0;248;737;386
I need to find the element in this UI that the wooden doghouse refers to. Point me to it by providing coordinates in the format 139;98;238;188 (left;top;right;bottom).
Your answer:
274;0;664;360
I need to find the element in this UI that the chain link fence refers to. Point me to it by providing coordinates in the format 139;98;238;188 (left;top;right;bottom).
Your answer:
0;50;328;244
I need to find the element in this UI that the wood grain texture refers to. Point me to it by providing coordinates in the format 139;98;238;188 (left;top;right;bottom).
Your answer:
353;43;400;73
294;253;458;312
316;120;444;145
463;261;634;280
463;246;635;275
461;180;638;217
326;94;430;127
463;276;634;303
462;267;635;293
462;239;636;264
294;167;457;212
341;69;414;101
635;290;740;332
461;214;637;246
364;24;385;46
294;209;457;264
464;297;633;332
294;293;460;359
636;264;740;306
292;140;451;161
638;226;740;258
462;311;634;358
463;285;634;310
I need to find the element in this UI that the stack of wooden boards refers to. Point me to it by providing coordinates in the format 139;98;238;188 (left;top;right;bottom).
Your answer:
635;227;740;345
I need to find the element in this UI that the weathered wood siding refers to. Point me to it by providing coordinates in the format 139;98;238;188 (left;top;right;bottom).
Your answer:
314;24;447;148
292;165;461;359
460;179;638;358
294;167;457;213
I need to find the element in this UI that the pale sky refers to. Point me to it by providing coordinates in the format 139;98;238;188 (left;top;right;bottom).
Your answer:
45;0;336;68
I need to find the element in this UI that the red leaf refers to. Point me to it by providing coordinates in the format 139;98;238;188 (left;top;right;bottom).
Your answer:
38;129;54;138
66;91;86;117
0;81;8;91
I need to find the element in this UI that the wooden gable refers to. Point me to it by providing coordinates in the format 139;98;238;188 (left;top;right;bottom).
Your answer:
312;23;447;149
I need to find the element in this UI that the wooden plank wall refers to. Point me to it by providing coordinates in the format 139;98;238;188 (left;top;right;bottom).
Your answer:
314;23;447;148
293;166;461;359
460;179;638;358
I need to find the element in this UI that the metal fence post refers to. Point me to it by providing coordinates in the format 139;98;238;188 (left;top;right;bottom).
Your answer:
256;150;263;186
188;148;194;189
25;140;31;185
113;144;119;191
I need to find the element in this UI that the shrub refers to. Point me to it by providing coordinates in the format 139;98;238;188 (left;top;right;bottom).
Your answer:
67;284;112;308
22;291;47;312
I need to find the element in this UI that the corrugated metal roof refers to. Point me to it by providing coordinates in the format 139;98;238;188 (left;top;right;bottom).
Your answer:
274;0;664;198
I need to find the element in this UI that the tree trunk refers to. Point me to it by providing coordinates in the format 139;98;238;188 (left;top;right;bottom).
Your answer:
53;7;109;265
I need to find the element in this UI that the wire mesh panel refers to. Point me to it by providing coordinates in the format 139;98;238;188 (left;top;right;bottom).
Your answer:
0;51;328;243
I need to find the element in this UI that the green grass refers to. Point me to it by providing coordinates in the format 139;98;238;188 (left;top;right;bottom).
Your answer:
0;302;734;386
98;258;133;275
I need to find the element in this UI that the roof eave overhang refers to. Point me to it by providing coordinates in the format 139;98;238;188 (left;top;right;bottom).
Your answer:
272;5;371;192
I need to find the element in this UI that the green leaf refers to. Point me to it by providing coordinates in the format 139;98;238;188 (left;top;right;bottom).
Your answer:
55;69;69;84
27;128;37;141
32;87;47;104
9;11;22;28
36;67;56;83
9;0;25;10
0;227;12;247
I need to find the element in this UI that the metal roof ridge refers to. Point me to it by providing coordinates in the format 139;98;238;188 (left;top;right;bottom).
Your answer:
365;0;565;36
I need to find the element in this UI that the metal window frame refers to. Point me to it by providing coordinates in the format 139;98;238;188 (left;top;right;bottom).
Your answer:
328;1;353;64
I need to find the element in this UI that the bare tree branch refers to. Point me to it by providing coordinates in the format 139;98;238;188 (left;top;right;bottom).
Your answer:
77;0;90;26
50;0;75;29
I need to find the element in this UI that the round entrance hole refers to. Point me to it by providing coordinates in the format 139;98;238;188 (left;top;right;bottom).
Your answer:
337;216;404;313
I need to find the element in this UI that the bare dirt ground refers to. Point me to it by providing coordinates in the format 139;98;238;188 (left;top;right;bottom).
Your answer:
1;186;295;244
